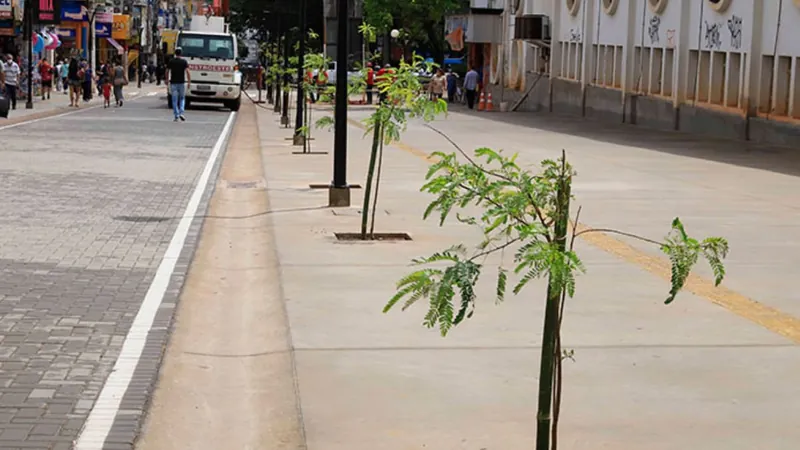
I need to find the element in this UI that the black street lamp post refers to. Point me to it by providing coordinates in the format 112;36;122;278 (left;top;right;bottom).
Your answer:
328;0;349;206
280;26;290;127
24;0;33;109
293;0;307;145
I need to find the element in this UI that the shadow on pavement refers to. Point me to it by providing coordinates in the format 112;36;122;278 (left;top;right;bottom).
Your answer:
451;106;800;178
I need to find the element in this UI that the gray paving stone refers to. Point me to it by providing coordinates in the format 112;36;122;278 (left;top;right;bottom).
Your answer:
0;96;229;447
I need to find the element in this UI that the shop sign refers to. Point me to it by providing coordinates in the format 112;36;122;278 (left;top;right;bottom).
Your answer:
95;21;111;37
112;14;131;40
60;1;86;21
55;26;75;38
0;0;12;20
96;7;113;24
35;0;62;24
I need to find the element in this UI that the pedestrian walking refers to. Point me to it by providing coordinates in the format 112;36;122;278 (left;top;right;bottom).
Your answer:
463;66;480;109
429;68;446;100
166;47;190;122
365;62;374;104
96;62;108;97
39;57;53;100
54;60;63;92
1;54;20;110
81;60;93;103
67;58;82;107
112;58;127;107
156;62;164;86
60;60;69;94
446;69;459;103
101;76;112;108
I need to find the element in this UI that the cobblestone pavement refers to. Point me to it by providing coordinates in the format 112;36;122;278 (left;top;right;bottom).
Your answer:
0;96;232;449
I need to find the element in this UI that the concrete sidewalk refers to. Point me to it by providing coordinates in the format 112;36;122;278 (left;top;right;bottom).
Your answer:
247;102;800;449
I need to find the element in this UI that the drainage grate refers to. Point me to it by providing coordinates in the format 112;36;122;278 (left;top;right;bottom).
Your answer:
113;215;171;223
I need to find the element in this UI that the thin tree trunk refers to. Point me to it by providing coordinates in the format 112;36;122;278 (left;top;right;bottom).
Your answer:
551;287;568;450
361;123;382;239
535;160;571;450
368;128;386;237
304;94;311;153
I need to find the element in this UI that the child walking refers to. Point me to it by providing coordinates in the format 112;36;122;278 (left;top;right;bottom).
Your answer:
102;77;111;108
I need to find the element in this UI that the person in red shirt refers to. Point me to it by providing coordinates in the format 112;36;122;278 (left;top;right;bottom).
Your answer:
365;62;374;104
376;64;392;104
38;58;53;100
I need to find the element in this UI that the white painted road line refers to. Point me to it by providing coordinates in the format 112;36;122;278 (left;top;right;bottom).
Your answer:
74;111;237;450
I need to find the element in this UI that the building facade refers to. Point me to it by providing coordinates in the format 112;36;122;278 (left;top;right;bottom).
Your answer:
478;0;800;145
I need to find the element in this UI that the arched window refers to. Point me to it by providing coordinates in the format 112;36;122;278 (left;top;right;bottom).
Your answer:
565;0;580;17
707;0;732;13
648;0;668;15
602;0;620;16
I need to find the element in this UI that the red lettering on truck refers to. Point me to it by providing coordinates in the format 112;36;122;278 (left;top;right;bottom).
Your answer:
188;64;233;72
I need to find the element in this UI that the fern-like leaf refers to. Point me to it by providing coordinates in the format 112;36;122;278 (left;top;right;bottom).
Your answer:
496;267;508;304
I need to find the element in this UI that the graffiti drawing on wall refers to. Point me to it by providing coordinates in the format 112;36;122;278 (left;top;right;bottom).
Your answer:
704;21;722;49
568;28;582;43
648;16;661;45
727;15;742;50
666;29;676;48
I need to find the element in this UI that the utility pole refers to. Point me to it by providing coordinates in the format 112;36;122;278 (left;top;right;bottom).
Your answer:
293;0;307;145
329;0;350;206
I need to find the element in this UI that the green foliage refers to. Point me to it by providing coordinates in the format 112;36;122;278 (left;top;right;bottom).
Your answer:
363;0;468;61
661;218;729;304
386;149;730;335
364;55;447;141
357;53;448;239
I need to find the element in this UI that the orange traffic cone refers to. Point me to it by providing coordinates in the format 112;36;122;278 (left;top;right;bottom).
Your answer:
486;93;494;111
477;91;486;111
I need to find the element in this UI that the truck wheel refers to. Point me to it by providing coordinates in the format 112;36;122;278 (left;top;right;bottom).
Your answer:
226;97;241;112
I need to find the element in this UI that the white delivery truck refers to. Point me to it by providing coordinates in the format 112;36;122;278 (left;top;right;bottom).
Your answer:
168;15;242;111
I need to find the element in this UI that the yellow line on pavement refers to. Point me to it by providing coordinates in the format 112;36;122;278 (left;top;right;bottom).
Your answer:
346;117;800;344
574;224;800;344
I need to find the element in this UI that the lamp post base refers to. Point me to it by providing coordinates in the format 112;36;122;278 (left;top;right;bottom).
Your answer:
328;186;351;207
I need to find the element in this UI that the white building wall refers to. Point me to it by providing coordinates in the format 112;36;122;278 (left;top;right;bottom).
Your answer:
497;0;800;129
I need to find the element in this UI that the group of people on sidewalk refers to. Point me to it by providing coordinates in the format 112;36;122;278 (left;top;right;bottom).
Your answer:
1;54;129;115
58;58;128;109
360;62;482;109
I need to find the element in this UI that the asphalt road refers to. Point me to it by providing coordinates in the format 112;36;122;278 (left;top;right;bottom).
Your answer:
0;94;234;449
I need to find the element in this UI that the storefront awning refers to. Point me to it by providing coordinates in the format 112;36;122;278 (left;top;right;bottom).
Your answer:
106;37;124;55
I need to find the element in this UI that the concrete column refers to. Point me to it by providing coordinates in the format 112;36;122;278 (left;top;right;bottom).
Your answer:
580;0;595;87
620;0;639;121
673;0;692;107
548;0;562;111
743;0;764;119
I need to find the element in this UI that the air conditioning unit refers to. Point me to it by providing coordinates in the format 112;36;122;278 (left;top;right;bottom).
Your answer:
514;14;551;41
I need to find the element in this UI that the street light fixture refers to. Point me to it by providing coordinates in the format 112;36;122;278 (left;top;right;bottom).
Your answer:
390;29;399;39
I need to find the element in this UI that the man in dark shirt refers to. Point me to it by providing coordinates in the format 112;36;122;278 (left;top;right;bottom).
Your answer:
166;48;191;122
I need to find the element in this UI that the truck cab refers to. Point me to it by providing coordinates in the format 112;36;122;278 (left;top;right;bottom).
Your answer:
168;16;242;111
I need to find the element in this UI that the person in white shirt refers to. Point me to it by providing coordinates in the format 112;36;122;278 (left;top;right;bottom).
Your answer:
1;54;21;110
55;61;63;92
